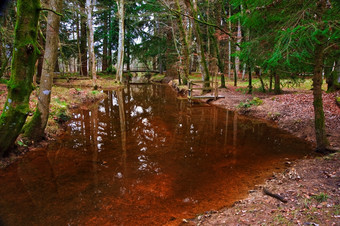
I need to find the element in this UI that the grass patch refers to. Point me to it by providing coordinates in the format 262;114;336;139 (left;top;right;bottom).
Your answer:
0;78;8;84
238;97;263;108
312;193;329;203
150;74;165;82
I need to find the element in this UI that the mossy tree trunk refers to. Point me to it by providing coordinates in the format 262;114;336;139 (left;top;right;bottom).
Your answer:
0;0;41;155
23;0;62;141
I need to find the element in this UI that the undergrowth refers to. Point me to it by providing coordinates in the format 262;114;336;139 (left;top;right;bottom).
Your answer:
238;97;263;108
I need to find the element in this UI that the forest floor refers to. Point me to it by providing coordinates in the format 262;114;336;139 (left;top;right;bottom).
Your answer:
169;79;340;225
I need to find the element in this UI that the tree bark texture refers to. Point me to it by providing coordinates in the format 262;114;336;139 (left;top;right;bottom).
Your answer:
235;16;241;78
175;0;190;84
23;0;62;141
80;0;88;76
274;71;281;94
312;0;329;152
0;0;41;155
116;0;125;83
102;11;108;72
86;0;97;85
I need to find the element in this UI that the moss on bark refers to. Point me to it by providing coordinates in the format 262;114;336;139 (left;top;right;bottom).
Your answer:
0;0;41;155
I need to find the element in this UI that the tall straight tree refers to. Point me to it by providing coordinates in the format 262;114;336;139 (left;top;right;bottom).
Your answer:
116;0;125;83
0;0;41;155
174;0;190;84
23;0;63;141
86;0;97;85
80;0;88;76
102;11;109;71
234;7;241;79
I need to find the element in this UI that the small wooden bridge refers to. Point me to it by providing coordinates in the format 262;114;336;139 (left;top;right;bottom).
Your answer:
187;75;224;102
123;67;161;73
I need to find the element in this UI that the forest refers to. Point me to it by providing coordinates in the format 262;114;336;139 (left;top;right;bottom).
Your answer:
0;0;339;225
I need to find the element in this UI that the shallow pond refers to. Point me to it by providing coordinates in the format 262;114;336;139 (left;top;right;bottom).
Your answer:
0;84;312;225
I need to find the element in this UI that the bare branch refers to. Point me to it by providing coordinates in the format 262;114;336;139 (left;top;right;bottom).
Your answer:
39;8;63;17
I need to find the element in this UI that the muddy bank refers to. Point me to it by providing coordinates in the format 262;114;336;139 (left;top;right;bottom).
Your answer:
185;152;339;226
0;84;107;168
168;80;340;225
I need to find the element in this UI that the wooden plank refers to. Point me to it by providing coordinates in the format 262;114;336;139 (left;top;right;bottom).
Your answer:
191;87;213;90
190;95;225;99
190;80;214;84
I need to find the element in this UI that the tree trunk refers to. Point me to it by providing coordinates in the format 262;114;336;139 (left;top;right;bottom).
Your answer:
248;64;252;94
191;0;209;88
274;71;281;94
256;67;266;92
23;0;62;141
235;14;241;79
86;0;96;86
228;4;232;80
0;0;41;155
313;42;329;152
233;62;237;87
116;0;125;83
165;19;177;79
80;0;87;76
269;72;273;91
175;0;190;84
326;60;340;91
312;0;329;153
102;11;108;72
76;11;81;73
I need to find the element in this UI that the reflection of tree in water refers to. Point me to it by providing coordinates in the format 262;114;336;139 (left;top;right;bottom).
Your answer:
0;85;313;226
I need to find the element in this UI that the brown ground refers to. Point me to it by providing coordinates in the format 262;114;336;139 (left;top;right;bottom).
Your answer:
169;81;340;226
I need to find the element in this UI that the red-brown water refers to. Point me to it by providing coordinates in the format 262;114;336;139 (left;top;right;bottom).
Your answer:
0;84;312;225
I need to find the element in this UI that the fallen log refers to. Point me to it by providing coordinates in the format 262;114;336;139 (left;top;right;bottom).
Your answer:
263;188;288;203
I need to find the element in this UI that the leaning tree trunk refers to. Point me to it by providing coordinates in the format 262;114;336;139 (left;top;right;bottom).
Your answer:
0;0;40;155
23;0;62;141
116;0;125;83
86;0;97;86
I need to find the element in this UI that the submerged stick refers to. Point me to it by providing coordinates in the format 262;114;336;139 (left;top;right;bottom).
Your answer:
263;188;288;203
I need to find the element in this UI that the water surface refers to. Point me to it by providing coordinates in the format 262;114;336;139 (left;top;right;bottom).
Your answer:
0;84;312;225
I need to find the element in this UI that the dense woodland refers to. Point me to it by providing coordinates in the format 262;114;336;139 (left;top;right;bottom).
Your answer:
0;0;339;155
